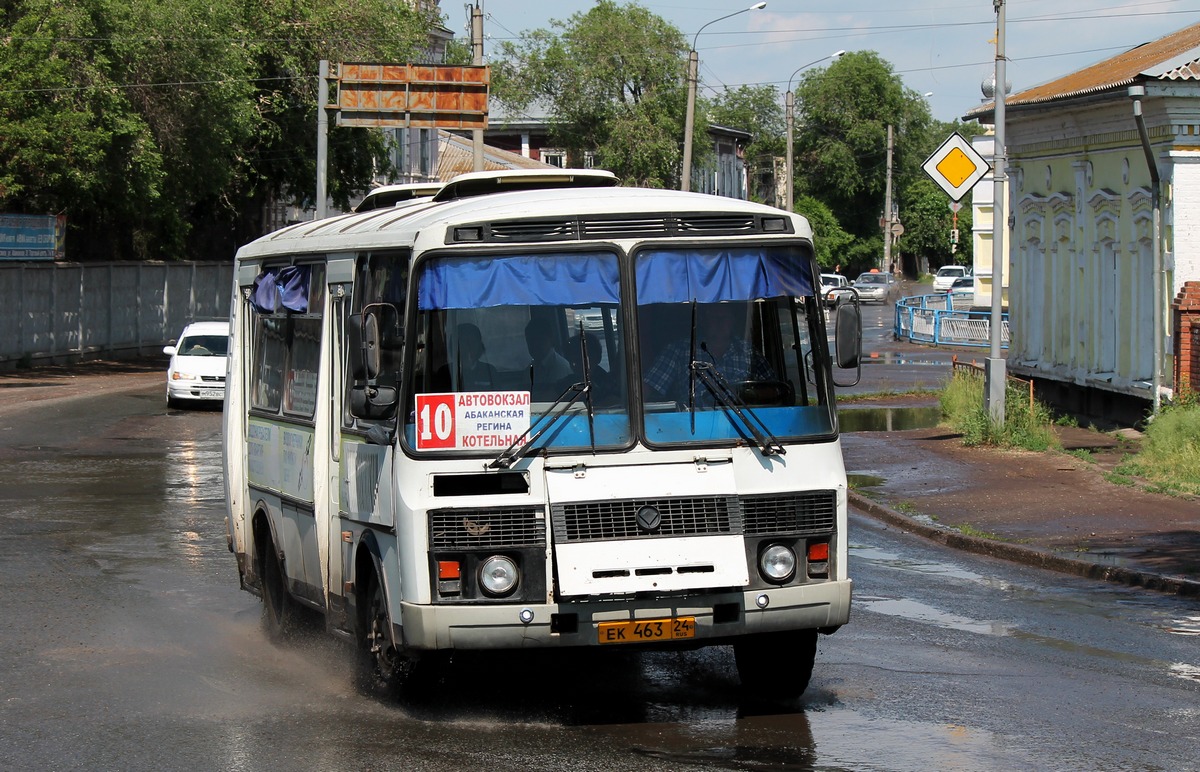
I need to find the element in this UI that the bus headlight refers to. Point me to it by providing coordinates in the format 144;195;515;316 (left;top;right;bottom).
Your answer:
478;555;519;597
759;544;796;583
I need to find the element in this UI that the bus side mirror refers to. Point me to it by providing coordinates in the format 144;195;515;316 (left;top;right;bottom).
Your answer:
834;300;861;369
349;303;402;419
361;303;401;380
832;298;862;388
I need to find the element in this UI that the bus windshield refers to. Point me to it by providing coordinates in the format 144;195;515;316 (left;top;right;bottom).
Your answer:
636;246;835;444
406;251;631;453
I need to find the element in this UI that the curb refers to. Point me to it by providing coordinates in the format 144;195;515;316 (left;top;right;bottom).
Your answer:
849;491;1200;598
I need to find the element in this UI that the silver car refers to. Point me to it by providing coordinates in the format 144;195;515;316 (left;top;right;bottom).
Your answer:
852;272;897;304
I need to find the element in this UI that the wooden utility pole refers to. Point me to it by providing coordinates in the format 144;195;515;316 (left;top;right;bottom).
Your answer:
471;3;484;172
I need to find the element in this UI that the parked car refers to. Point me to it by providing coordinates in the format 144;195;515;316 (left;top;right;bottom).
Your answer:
164;320;230;408
820;272;850;306
852;271;898;304
933;265;969;292
949;275;974;292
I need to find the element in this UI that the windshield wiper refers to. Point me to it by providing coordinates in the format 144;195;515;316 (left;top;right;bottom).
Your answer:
689;350;786;457
488;325;595;469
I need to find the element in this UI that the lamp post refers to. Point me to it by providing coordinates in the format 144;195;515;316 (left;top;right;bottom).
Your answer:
681;2;766;192
784;50;844;211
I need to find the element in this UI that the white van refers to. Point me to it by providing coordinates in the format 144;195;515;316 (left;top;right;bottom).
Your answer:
163;320;230;407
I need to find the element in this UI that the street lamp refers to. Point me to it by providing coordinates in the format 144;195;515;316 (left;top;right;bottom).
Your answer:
784;50;844;211
681;2;766;192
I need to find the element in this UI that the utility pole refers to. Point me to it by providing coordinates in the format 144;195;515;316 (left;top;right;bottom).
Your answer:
471;3;484;172
882;124;894;272
985;0;1008;424
316;60;329;220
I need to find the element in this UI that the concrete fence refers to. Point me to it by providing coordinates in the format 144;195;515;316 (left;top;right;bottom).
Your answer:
0;261;233;368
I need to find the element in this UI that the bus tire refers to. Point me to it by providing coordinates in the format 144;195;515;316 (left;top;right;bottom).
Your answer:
260;539;295;641
733;629;818;698
355;574;408;698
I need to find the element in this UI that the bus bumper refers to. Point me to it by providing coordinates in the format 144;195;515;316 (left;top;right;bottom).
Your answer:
397;579;852;651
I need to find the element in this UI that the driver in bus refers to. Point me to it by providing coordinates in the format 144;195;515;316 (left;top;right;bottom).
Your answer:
644;303;774;406
433;323;497;392
524;320;573;400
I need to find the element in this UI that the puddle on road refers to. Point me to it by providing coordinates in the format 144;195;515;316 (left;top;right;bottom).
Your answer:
1170;663;1200;683
847;473;885;488
857;596;1010;636
862;352;952;366
839;406;942;432
1163;615;1200;636
850;544;986;582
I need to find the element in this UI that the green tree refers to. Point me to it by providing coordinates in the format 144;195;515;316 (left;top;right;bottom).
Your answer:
492;0;689;187
792;51;932;274
0;0;437;261
794;195;852;270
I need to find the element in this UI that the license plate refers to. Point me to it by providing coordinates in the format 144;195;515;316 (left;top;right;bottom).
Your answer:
199;389;223;398
598;616;695;645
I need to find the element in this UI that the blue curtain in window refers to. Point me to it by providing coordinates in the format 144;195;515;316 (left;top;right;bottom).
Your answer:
635;248;811;304
251;266;310;313
417;253;619;310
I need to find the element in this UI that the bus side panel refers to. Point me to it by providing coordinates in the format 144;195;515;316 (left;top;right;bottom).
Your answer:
224;285;251;580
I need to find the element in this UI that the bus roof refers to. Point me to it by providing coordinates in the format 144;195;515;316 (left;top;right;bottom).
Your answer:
235;182;812;262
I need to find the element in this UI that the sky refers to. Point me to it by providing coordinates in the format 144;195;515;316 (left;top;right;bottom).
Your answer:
457;0;1200;124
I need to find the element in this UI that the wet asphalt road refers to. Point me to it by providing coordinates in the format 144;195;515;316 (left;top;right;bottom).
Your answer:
1;298;1198;771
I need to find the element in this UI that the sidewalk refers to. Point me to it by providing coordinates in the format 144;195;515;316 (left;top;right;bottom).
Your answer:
841;403;1200;597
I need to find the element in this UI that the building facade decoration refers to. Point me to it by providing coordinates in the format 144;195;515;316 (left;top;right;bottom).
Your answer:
965;21;1200;414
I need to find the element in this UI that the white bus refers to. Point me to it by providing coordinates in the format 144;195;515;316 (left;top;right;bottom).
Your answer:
223;169;862;698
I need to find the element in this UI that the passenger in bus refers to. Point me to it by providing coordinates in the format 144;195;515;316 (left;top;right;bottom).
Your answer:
524;320;572;399
433;323;497;392
644;303;774;406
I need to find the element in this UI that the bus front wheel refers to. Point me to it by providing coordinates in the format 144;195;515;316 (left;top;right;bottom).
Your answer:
733;629;818;698
356;576;408;697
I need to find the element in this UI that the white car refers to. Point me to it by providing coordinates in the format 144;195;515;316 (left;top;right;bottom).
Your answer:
819;273;849;306
164;320;230;408
933;265;969;292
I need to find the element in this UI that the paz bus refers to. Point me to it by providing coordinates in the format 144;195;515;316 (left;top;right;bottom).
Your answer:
222;169;862;697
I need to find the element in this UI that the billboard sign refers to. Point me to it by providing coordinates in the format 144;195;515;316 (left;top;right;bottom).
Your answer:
0;214;65;261
334;63;489;130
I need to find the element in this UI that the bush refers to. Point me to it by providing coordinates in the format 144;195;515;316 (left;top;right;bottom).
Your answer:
939;369;1059;451
1117;394;1200;496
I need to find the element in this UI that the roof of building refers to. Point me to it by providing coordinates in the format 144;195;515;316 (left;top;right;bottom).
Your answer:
965;21;1200;121
437;129;557;178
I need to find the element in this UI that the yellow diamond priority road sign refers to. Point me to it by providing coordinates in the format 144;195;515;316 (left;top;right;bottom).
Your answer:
922;132;990;202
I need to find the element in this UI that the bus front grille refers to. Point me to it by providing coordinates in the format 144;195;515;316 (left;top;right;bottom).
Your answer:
742;491;837;535
551;491;837;544
551;496;741;542
429;507;546;549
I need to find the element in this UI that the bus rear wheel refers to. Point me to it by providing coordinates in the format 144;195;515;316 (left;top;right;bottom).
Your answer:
260;540;295;641
734;629;818;698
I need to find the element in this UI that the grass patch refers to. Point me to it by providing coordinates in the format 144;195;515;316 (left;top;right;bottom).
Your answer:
939;370;1059;451
838;387;940;403
1114;394;1200;497
956;523;1000;540
893;500;919;514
